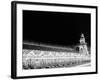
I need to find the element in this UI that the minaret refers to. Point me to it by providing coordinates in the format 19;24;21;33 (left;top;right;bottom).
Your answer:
79;33;88;54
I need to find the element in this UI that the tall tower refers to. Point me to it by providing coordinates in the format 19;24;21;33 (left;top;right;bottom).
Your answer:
79;33;88;54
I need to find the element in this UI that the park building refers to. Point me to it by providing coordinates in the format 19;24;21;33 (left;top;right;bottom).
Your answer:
22;33;90;69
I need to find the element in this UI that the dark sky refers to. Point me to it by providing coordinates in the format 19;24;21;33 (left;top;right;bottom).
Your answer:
23;10;91;46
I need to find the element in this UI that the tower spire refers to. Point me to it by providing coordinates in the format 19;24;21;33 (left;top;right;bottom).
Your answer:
79;33;86;45
81;33;84;38
79;33;88;54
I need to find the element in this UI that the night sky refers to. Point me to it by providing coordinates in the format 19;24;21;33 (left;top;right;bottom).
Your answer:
23;10;91;47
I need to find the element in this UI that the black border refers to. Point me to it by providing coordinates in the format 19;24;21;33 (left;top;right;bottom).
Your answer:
11;1;98;79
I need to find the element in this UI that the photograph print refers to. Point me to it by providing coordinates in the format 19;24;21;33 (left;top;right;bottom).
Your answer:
23;10;91;69
11;1;98;79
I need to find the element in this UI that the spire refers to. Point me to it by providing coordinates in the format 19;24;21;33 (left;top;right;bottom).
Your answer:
81;33;84;38
78;33;88;54
80;33;86;45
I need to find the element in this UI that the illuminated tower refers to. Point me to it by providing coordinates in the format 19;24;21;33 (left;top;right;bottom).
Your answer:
79;33;88;54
